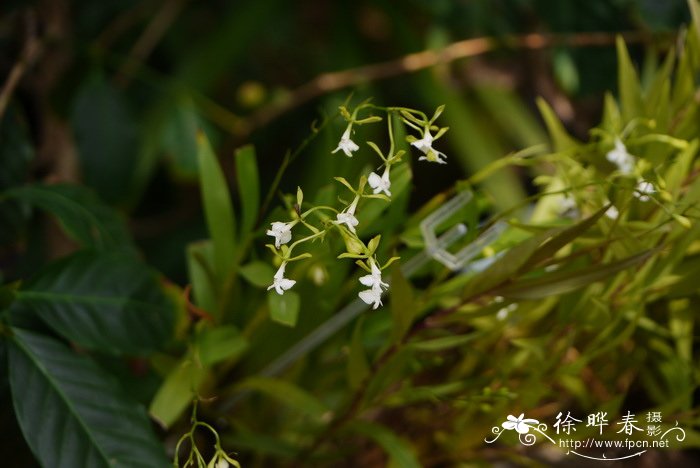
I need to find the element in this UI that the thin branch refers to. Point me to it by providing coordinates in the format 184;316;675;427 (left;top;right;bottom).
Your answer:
115;0;189;87
0;10;42;120
244;30;666;136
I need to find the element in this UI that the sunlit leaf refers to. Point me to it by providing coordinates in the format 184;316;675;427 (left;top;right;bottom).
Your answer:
149;358;206;429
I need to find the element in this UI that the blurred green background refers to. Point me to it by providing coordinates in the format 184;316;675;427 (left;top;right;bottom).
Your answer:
0;0;689;285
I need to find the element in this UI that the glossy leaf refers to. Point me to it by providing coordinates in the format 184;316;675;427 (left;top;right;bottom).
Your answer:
16;251;175;355
8;328;169;467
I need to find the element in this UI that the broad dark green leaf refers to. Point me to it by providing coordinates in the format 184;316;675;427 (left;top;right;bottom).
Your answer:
235;145;260;236
197;132;236;281
71;73;138;204
345;421;421;468
495;250;654;300
16;251;174;355
267;290;300;327
5;184;132;250
8;328;169;468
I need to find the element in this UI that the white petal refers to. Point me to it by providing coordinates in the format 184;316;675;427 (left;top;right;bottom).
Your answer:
279;278;296;291
359;274;375;287
368;172;381;189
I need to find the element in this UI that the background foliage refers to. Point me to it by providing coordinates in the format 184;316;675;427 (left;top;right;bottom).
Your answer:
1;0;699;466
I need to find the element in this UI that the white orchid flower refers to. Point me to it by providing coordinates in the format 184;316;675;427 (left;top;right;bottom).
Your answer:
606;138;635;174
336;197;360;234
267;262;296;295
266;221;294;249
412;129;447;164
634;180;655;202
502;414;539;434
332;128;359;157
605;204;619;219
359;261;388;292
358;287;383;310
367;167;391;197
559;195;578;215
358;261;388;310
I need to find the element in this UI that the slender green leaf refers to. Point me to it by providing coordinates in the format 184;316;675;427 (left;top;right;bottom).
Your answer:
346;421;421;468
235;145;260;236
236;377;327;419
523;206;608;271
197;131;236;281
149;358;206;429
8;328;168;467
496;250;654;300
267;290;300;327
408;333;480;352
616;36;645;121
5;184;132;250
16;251;175;355
689;0;700;40
536;97;578;152
186;240;219;317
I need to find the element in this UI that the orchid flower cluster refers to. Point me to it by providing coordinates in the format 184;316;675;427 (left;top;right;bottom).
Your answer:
605;137;656;203
265;102;449;310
